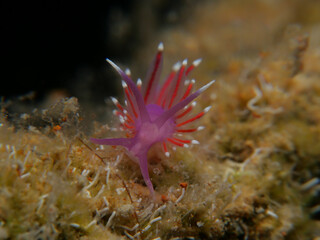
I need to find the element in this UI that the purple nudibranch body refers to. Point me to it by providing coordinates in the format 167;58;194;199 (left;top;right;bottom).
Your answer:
91;43;215;198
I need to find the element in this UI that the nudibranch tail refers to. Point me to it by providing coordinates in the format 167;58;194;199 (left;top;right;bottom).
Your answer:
91;43;215;197
137;151;155;198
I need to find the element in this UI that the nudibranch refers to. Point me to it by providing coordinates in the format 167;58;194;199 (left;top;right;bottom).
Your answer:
91;43;215;198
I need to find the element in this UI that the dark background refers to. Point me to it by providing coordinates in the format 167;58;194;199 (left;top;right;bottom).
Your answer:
1;0;187;107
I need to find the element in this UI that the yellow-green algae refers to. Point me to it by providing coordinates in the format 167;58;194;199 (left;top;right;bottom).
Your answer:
1;1;320;239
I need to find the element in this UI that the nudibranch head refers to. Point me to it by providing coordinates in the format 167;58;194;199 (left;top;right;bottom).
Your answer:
91;43;215;198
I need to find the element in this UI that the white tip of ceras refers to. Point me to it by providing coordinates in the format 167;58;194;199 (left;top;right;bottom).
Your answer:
191;101;197;107
192;58;202;67
184;80;190;86
137;78;142;87
191;140;200;145
158;42;164;51
182;59;188;66
119;115;125;124
110;96;119;105
121;80;128;89
125;68;131;76
191;79;196;84
112;110;118;116
183;144;189;148
204;106;212;113
199;80;216;93
197;126;205;131
165;152;170;157
173;62;182;72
